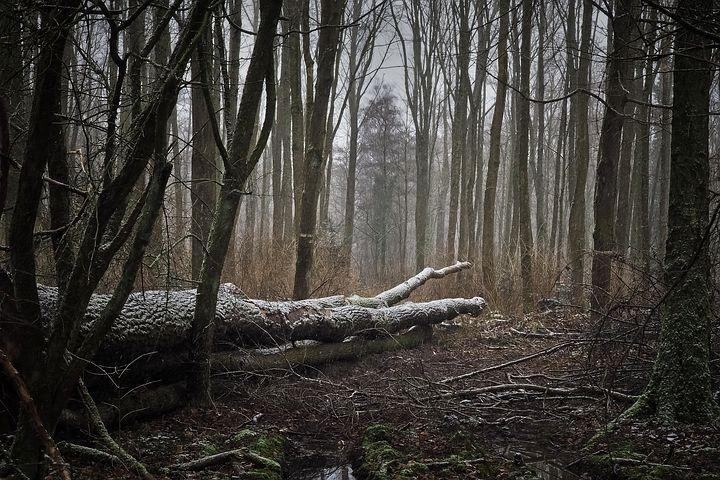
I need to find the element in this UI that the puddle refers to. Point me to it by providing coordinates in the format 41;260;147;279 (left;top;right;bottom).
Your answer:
498;445;580;480
288;464;356;480
526;459;580;480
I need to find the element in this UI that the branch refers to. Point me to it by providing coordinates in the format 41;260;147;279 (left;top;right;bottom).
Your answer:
349;261;473;307
78;380;154;479
247;57;276;168
0;349;72;480
422;382;637;403
440;342;575;384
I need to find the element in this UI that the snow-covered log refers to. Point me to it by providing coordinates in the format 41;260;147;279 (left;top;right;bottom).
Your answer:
36;262;481;362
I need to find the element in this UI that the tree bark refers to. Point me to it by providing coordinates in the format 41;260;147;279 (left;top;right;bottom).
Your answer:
292;0;342;299
533;2;547;252
187;0;282;406
656;38;672;261
516;0;534;310
452;0;472;265
566;0;593;303
629;10;657;273
625;0;719;423
287;0;304;234
480;0;510;286
590;0;637;310
190;26;218;281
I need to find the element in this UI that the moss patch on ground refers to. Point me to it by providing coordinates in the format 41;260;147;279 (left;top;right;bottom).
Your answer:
353;423;541;480
225;429;285;480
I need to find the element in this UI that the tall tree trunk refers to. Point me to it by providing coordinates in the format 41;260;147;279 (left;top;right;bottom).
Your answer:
566;0;593;303
480;0;510;285
319;40;342;228
287;0;304;234
626;0;719;423
656;38;672;261
549;91;568;260
534;2;546;252
190;26;218;281
272;29;288;243
222;0;243;276
436;106;449;256
471;7;491;261
615;63;639;258
590;0;637;310
516;0;534;309
449;0;471;263
0;1;25;244
629;11;657;273
280;2;294;244
187;0;281;406
292;0;342;299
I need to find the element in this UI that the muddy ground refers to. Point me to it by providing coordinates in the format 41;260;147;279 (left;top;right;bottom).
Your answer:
49;308;720;479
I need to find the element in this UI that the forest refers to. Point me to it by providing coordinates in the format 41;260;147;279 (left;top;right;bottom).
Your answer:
0;0;718;478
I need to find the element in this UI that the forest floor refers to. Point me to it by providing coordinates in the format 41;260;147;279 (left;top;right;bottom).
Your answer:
64;307;720;480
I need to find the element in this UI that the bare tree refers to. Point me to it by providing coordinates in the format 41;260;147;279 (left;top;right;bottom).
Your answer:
392;0;442;272
590;0;638;310
188;0;282;406
566;0;593;303
292;0;342;299
481;0;510;285
6;0;214;473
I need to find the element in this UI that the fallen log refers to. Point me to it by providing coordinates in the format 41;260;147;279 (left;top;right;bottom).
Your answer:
35;262;482;362
35;262;484;428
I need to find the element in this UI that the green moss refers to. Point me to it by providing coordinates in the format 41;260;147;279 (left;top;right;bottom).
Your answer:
246;433;284;480
363;424;395;443
397;460;429;476
199;440;219;456
222;430;284;480
357;424;504;479
230;428;259;443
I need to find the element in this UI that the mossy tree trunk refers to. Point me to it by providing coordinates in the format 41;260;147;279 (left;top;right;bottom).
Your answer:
625;0;719;424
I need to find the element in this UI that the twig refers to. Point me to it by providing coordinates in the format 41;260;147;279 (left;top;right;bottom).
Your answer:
0;444;30;480
425;457;487;468
58;442;120;464
509;327;579;338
